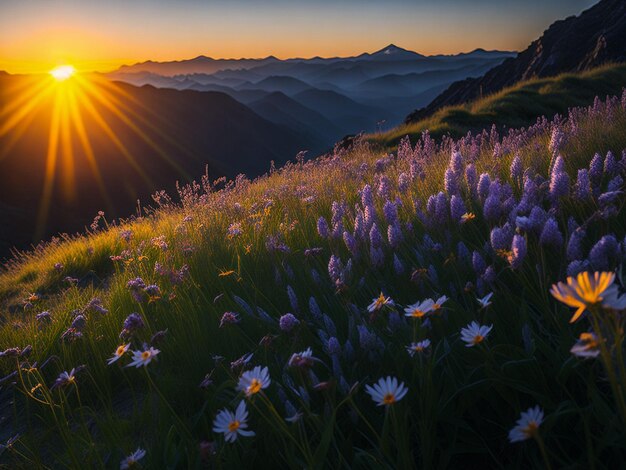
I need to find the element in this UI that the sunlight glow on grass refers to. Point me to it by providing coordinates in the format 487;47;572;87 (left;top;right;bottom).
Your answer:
49;65;75;81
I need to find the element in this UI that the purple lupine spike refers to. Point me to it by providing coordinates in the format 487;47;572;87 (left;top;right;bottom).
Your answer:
353;210;366;240
566;229;586;262
574;169;591;201
465;164;477;195
434;192;448;223
450;195;467;223
483;194;500;222
589;153;604;188
481;265;496;284
370;246;384;268
327;337;341;356
317;216;330;239
490;225;513;251
510;155;523;183
539;218;563;247
549;155;569;202
567;260;590;277
328;255;343;285
588;235;620;271
364;205;377;230
369;223;383;248
510;234;527;269
287;285;299;313
361;184;374;208
343;231;359;258
393;254;405;275
309;296;323;322
444;167;459;195
472;251;486;275
332;220;344;239
378;176;391;199
387;222;403;248
383;200;398;224
549;126;566;155
457;241;470;264
450;150;464;175
607;175;623;192
398;172;410;193
477;173;491;201
604;151;618;177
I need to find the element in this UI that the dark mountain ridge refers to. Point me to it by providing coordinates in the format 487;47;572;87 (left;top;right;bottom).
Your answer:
406;0;626;123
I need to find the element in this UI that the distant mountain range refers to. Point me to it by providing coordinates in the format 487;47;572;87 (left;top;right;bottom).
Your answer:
107;45;515;143
406;0;626;122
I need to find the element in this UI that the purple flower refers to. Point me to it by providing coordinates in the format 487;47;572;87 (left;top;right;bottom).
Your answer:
472;251;486;275
567;260;590;277
287;285;299;312
510;234;527;269
36;311;51;324
393;254;405;275
574;169;591;201
220;312;240;328
327;337;341;356
449;150;464;175
549;155;569;202
383;200;398;224
370;246;384;268
588;235;620;271
328;255;343;285
465;164;478;195
378;176;391;199
604;151;618;177
483;194;500;222
444;167;459;195
490;225;513;251
317;217;330;239
343;231;359;258
566;229;586;262
127;277;146;291
477;173;491;201
361;184;374;208
279;313;300;333
397;173;410;193
510;155;523;182
70;314;86;331
607;175;623;192
369;224;383;249
434;192;448;223
120;313;144;339
539;218;563;247
589;153;604;190
387;223;403;248
450;195;467;223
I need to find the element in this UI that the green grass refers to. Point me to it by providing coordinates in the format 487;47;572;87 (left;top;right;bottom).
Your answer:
370;63;626;149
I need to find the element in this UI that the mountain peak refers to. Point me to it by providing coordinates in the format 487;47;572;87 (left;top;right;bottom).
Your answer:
375;44;407;55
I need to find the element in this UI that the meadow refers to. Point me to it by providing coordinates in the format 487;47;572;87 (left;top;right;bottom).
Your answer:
1;87;626;468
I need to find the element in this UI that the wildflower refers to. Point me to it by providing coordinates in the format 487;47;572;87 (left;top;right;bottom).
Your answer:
508;406;544;443
317;217;330;239
450;195;467;223
365;376;408;406
406;339;431;357
127;346;160;368
288;348;317;368
107;344;130;365
120;448;146;469
431;296;448;312
460;321;493;347
213;400;255;443
279;313;300;332
570;332;601;358
539;218;563;247
588;235;620;271
404;299;434;318
238;366;271;397
549;155;569;201
220;312;240;328
509;234;527;269
120;313;144;339
476;292;493;310
367;293;394;313
36;311;51;324
227;222;243;238
230;352;254;372
51;368;79;390
550;271;619;322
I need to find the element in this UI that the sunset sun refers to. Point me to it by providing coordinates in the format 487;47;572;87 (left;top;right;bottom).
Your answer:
49;65;75;81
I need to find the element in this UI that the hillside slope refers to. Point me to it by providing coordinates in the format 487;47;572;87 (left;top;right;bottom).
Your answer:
372;63;626;148
407;0;626;122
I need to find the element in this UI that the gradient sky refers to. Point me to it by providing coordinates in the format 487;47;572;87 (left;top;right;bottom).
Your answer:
0;0;597;73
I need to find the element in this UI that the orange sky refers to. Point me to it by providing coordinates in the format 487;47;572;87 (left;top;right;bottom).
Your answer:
0;0;595;74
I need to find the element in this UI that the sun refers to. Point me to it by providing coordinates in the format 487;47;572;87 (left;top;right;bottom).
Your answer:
50;65;76;81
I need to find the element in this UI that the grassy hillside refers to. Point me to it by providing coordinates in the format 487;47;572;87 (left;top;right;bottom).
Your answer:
371;63;626;148
0;89;626;468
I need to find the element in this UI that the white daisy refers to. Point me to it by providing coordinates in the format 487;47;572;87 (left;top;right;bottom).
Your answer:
476;293;494;309
406;339;431;357
365;376;408;406
570;332;601;358
107;344;130;365
508;406;544;443
367;292;394;313
213;400;255;443
431;296;448;312
404;299;434;318
120;448;146;469
460;321;492;347
126;347;160;368
288;347;317;368
238;366;271;397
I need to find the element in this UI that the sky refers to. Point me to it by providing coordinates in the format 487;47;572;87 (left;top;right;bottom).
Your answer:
0;0;597;74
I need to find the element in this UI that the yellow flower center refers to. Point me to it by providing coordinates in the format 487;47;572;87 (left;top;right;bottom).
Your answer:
116;346;127;356
411;309;426;318
523;421;539;437
247;378;262;395
141;351;151;360
382;393;396;405
413;346;424;352
228;420;240;432
374;294;387;309
472;335;484;345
